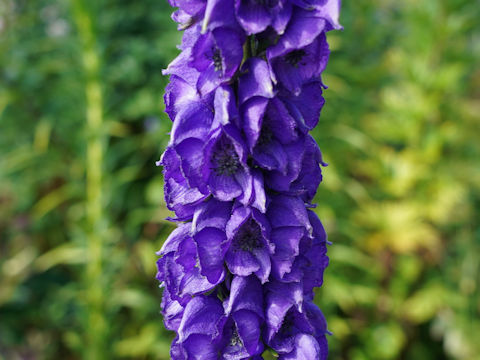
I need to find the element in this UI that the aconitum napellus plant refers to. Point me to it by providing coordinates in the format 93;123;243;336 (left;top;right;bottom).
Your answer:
156;0;341;358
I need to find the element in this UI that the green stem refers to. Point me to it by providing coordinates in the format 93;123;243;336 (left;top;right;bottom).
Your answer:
72;1;107;359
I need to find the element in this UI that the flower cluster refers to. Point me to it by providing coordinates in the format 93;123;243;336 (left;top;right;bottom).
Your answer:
157;0;341;358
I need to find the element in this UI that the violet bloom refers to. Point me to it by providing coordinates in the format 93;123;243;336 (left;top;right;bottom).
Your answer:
156;223;220;305
221;275;265;357
225;205;273;283
235;0;292;35
157;0;341;358
191;27;245;95
203;125;253;203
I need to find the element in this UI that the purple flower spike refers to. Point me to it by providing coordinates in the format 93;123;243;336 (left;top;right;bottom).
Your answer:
157;0;341;357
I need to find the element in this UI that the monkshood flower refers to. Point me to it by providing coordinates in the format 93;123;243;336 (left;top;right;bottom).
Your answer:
156;223;222;304
161;86;265;215
170;276;266;359
266;297;329;359
266;8;331;95
192;199;272;283
235;0;292;35
157;0;341;358
190;28;245;95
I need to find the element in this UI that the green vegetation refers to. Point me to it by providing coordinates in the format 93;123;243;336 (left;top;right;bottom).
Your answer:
1;0;479;359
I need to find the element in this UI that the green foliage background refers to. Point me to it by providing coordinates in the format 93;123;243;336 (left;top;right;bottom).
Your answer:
1;0;479;359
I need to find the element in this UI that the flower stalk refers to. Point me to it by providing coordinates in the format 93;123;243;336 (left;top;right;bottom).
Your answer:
72;0;107;358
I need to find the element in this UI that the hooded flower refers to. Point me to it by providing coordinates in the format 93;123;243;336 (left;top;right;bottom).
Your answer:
156;223;221;305
160;287;186;332
159;146;208;220
202;124;266;210
280;80;327;133
169;0;206;29
292;0;342;31
242;95;301;174
265;134;326;202
225;205;273;283
191;27;245;95
266;297;329;360
266;194;311;279
234;0;292;35
170;294;227;359
192;199;232;284
268;32;329;95
204;126;250;200
220;275;265;358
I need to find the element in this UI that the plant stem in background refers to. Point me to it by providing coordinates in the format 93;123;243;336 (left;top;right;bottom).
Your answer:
72;1;107;358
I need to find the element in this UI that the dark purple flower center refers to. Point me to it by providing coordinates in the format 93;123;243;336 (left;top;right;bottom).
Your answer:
212;47;223;72
213;142;240;176
253;0;279;9
279;312;296;337
285;49;306;67
233;219;263;252
229;327;243;346
256;123;273;147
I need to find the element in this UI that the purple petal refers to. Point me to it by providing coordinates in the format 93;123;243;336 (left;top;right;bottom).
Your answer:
197;65;222;96
158;222;191;256
226;205;252;240
224;275;264;317
183;334;220;360
265;282;303;341
164;175;207;219
253;247;272;283
253;138;288;173
194;228;227;284
161;289;185;332
267;195;311;230
284;81;326;132
225;249;261;276
193;199;232;232
214;85;240;128
191;32;215;72
238;58;275;103
164;75;199;121
233;310;264;355
180;268;218;298
202;0;238;32
271;35;329;95
171;102;214;145
241;96;269;149
208;172;243;201
251;169;267;213
213;27;244;78
270;227;304;279
176;138;208;192
267;97;299;145
265;139;305;191
177;295;225;342
235;0;271;34
267;8;327;60
280;334;321;360
271;1;292;34
235;169;254;207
